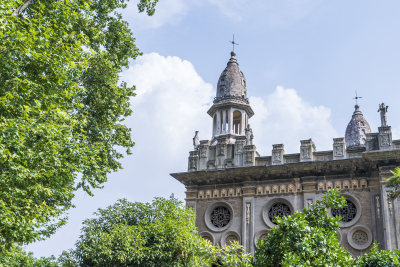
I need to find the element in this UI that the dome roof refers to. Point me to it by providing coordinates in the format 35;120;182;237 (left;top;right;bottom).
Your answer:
345;105;371;149
216;51;247;102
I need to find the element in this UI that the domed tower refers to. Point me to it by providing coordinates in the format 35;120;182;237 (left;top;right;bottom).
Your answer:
345;104;371;150
207;51;254;142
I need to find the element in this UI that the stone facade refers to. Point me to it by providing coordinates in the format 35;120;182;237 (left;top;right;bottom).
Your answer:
170;51;400;256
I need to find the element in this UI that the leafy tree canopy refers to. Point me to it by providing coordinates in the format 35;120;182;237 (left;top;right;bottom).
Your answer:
59;197;252;267
0;0;157;251
386;167;400;199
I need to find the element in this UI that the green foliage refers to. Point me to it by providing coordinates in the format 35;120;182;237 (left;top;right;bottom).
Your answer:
386;167;400;199
253;189;354;267
60;197;252;267
0;0;157;251
0;245;58;267
354;242;400;267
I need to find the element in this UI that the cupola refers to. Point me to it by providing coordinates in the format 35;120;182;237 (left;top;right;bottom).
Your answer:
345;104;371;149
215;51;247;103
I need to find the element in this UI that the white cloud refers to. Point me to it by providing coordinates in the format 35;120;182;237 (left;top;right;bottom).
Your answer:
250;86;338;154
121;53;214;161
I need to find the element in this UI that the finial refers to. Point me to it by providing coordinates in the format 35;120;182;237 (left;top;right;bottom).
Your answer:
229;34;239;52
353;91;362;105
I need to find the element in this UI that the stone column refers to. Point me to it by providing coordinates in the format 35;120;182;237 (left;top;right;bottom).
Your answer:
228;108;233;134
222;110;226;134
241;111;245;135
216;111;221;135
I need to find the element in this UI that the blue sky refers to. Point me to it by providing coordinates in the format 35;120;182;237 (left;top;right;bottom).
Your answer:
27;0;400;257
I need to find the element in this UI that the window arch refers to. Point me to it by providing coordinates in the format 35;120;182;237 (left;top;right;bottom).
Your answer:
233;111;242;134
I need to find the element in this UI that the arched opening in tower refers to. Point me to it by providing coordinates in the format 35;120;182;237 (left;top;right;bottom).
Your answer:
233;110;242;135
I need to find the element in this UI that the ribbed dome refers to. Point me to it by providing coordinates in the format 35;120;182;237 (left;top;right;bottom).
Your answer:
216;51;247;101
345;105;371;149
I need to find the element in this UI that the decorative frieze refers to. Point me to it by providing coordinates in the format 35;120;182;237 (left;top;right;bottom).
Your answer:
316;179;367;192
196;178;369;199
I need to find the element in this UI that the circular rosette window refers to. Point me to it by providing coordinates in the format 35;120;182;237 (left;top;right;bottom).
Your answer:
263;199;293;228
330;195;361;228
211;206;231;228
222;231;240;246
347;225;373;250
331;200;357;222
268;203;291;224
205;202;234;232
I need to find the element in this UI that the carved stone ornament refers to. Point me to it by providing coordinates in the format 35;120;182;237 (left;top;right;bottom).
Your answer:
334;144;344;157
272;151;281;162
380;134;390;146
246;203;251;224
217;144;225;156
189;158;197;169
375;195;381;218
307;199;313;208
210;206;231;228
388;199;393;216
200;147;207;158
245;151;253;163
301;147;311;159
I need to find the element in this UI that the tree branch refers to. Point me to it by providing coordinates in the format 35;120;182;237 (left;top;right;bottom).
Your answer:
12;0;32;17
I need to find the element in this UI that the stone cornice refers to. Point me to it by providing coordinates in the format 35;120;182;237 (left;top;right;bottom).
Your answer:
170;149;400;187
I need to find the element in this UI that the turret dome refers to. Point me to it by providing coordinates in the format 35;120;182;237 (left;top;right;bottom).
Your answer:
345;105;371;149
216;51;247;102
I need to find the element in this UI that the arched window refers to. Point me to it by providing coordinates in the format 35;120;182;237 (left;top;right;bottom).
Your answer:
233;111;242;135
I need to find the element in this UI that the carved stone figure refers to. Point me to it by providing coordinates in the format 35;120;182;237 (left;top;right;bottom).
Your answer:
378;103;389;127
193;131;199;149
245;124;253;145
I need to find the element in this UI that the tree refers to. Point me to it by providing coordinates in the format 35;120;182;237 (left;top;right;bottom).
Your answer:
0;0;157;251
58;197;252;267
386;167;400;199
253;189;354;267
354;242;400;267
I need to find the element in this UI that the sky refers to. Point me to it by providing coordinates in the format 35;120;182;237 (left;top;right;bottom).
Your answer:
27;0;400;257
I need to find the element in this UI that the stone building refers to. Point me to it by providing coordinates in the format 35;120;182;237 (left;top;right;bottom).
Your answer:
170;50;400;256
